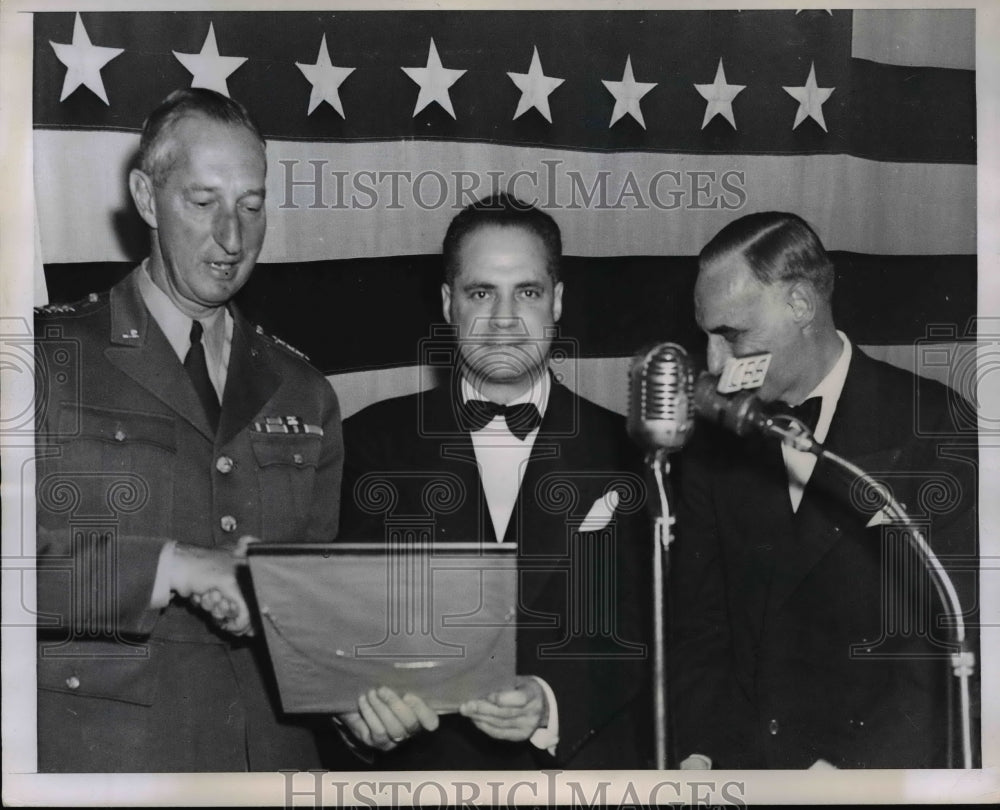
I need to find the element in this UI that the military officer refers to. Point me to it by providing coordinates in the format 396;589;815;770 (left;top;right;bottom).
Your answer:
34;88;343;771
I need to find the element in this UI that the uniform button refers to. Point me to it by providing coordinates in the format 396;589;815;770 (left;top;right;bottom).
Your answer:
66;675;81;690
292;453;304;465
215;456;234;474
114;429;126;442
220;515;238;533
768;718;780;735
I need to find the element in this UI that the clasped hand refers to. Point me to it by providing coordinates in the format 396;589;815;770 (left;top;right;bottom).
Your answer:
171;535;257;636
459;676;547;742
339;687;440;751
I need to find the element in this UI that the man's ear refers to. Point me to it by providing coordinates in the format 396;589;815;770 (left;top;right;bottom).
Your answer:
441;282;453;324
552;281;564;323
129;169;157;230
787;281;815;327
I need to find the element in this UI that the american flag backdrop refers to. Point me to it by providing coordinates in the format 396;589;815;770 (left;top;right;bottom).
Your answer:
33;8;977;418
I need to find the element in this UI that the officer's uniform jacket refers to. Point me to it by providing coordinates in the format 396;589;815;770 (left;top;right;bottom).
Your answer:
34;267;343;771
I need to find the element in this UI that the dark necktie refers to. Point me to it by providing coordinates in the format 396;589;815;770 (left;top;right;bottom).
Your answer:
460;399;542;441
773;396;823;433
184;320;220;433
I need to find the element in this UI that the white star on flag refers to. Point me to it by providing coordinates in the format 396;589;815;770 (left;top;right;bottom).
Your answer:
173;23;247;97
783;62;835;131
694;58;745;130
401;38;466;119
507;47;564;123
49;13;123;105
602;55;657;129
296;34;355;117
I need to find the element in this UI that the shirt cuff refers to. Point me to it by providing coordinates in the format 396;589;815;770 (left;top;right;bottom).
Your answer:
149;540;177;609
528;676;559;754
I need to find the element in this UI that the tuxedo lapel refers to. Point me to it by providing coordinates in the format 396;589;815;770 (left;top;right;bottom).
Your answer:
821;350;896;463
103;272;215;441
510;382;583;607
507;381;572;547
765;350;900;613
718;431;795;640
427;383;497;543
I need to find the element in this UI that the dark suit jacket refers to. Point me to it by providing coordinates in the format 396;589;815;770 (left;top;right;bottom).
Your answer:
34;267;344;771
669;346;979;768
338;377;652;769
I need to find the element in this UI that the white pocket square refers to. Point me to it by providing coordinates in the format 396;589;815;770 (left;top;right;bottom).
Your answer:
578;490;621;532
865;508;894;528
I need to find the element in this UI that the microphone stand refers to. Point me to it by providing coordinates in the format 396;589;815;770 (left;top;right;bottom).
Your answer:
764;416;976;769
646;447;674;771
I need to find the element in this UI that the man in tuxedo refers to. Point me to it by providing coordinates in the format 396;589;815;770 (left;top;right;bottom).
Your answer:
34;89;343;771
336;193;651;768
669;212;978;769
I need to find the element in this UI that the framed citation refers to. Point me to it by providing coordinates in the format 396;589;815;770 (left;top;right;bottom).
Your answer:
246;542;518;714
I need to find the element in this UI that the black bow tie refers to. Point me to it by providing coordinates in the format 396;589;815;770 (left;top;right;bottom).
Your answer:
772;396;823;433
460;399;542;440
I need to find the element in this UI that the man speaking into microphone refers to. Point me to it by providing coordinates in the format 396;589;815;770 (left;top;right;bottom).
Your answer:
669;212;979;769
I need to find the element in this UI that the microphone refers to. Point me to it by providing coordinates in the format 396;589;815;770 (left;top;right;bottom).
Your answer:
692;371;769;436
627;343;693;771
627;342;695;455
693;370;819;452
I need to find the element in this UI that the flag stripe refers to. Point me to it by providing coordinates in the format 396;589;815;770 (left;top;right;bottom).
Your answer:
33;8;977;419
846;57;976;164
851;10;975;71
35;131;977;264
33;11;973;163
44;254;976;375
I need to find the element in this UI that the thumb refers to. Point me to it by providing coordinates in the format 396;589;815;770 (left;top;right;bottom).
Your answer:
233;534;261;561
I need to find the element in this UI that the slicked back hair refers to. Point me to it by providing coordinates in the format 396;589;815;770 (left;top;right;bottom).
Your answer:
442;193;562;286
137;88;265;187
699;211;835;301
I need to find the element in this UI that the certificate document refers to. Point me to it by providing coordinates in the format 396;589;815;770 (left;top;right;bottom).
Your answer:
246;542;518;714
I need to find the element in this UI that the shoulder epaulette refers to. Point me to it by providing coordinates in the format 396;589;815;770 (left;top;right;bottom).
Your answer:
34;292;102;316
254;324;311;362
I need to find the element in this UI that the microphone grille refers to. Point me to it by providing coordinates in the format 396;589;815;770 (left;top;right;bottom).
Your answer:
627;342;694;452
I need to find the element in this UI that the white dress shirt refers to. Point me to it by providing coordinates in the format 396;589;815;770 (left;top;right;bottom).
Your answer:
137;262;235;608
461;372;550;542
460;372;559;753
783;331;852;512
